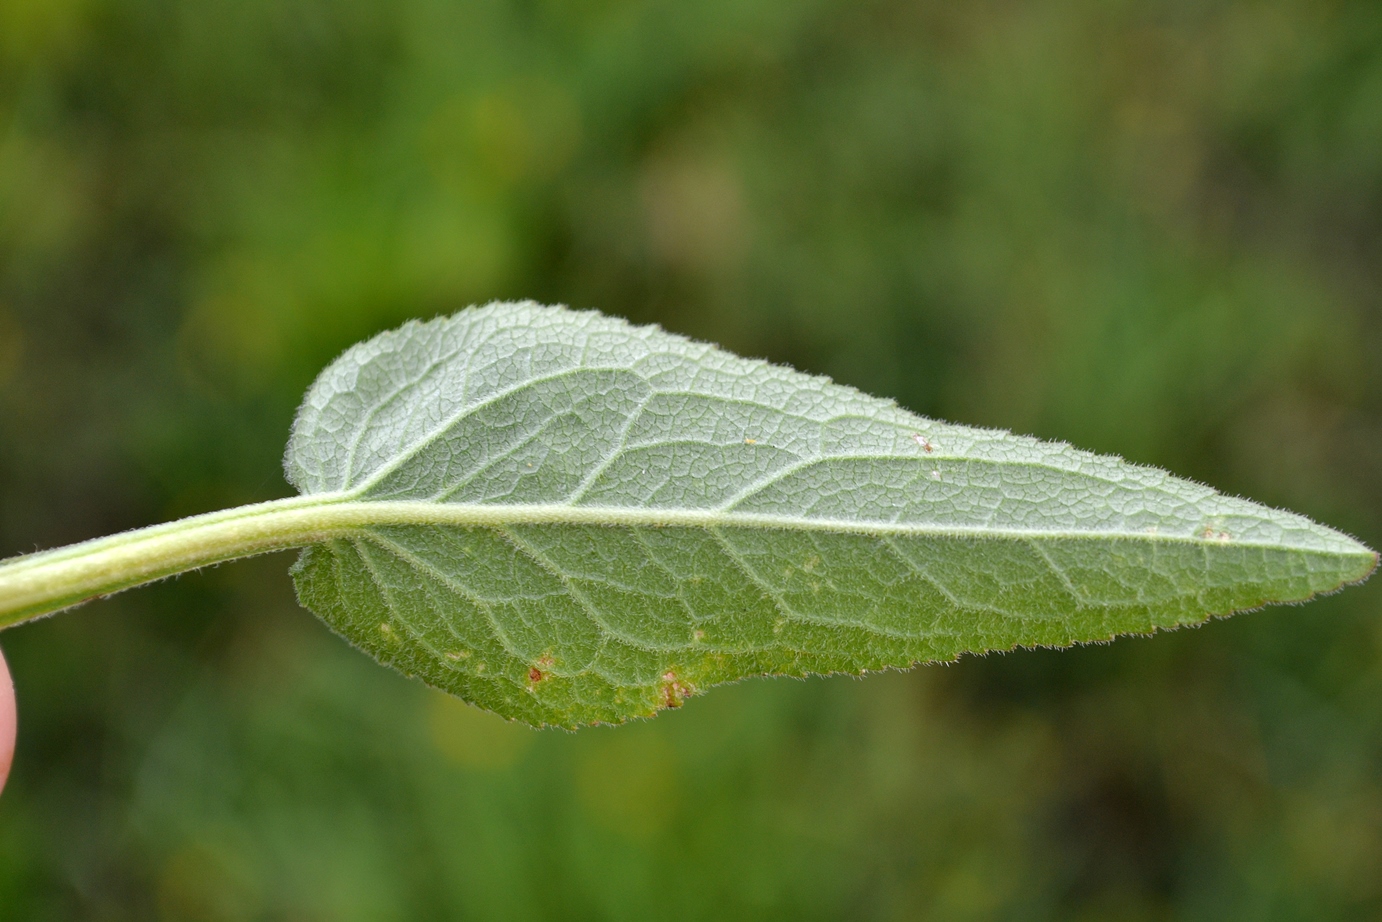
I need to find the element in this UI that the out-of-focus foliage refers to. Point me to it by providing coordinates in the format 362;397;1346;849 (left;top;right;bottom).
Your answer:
1;0;1380;917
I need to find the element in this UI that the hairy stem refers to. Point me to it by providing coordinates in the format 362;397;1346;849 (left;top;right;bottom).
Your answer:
0;495;346;629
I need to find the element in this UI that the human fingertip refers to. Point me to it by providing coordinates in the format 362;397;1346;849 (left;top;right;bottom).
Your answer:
0;646;15;795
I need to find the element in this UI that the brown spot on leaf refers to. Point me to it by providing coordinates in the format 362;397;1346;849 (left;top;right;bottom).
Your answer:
528;667;545;683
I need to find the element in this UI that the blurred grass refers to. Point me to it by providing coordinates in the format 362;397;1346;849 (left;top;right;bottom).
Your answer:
2;0;1382;918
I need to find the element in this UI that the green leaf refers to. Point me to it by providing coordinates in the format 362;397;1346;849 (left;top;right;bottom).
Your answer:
282;302;1376;727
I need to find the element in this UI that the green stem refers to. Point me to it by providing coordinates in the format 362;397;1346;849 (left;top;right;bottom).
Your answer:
0;494;347;630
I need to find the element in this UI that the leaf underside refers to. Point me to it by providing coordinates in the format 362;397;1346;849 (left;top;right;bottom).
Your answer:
284;302;1377;727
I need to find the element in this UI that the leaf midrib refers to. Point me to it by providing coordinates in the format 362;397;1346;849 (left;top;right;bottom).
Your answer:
288;497;1366;553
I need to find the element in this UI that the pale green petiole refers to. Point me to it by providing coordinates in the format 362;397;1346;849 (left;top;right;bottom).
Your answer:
0;494;344;629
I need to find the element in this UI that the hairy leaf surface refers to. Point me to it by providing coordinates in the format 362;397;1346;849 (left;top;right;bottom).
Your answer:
284;302;1377;726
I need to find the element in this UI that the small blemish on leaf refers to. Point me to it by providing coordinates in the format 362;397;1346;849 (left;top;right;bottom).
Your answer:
912;433;934;452
930;470;942;480
379;622;394;636
744;438;757;445
444;650;469;661
529;655;555;682
693;629;705;641
658;670;694;709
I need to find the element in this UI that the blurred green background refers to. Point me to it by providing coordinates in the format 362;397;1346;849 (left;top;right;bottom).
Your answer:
2;0;1381;918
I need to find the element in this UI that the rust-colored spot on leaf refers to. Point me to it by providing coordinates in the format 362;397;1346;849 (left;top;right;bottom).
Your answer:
527;654;556;685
